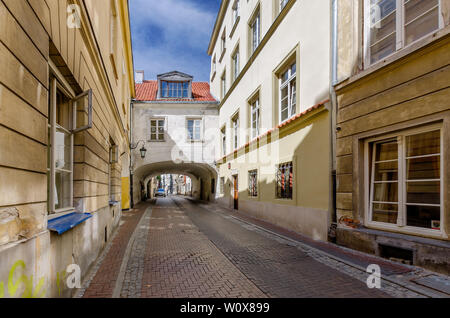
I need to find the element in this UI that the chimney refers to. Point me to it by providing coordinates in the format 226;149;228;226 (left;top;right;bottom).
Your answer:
135;70;144;84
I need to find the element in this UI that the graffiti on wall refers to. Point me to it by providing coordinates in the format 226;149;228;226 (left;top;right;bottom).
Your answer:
0;260;81;298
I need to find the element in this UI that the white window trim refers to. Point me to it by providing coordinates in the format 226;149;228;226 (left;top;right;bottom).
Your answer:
363;0;444;68
250;99;260;140
49;78;75;215
186;118;203;142
232;47;240;82
150;118;166;142
251;11;261;53
221;126;227;156
279;63;296;124
232;0;240;25
364;123;446;239
232;115;240;150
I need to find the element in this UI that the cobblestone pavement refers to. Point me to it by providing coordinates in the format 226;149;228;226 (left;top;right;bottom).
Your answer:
81;196;404;298
171;197;389;298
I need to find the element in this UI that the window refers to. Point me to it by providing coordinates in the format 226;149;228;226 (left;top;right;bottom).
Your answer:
250;98;260;140
212;56;216;74
248;170;258;197
221;72;227;99
251;11;261;53
150;119;165;141
220;177;225;194
221;30;226;54
109;140;118;202
232;114;240;150
232;0;240;25
187;119;202;141
280;0;289;11
48;78;92;214
232;46;240;82
276;162;293;199
221;126;227;156
368;127;442;232
365;0;441;65
161;81;189;98
279;62;296;123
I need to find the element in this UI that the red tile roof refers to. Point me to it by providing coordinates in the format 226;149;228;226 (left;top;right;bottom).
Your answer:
135;80;217;102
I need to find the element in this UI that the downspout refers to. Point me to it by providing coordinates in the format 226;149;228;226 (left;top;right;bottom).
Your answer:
328;0;339;242
129;99;134;209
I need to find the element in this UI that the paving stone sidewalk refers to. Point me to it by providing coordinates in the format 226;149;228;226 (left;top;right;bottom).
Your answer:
80;202;150;298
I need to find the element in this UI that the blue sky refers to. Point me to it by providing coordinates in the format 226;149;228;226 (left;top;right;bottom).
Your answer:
129;0;221;82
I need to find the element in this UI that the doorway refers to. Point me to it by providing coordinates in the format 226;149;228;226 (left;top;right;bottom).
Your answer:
233;175;238;210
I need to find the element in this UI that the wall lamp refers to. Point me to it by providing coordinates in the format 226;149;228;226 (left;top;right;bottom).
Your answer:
131;140;147;159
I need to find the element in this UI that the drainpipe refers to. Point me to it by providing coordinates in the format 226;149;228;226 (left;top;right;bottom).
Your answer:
328;0;339;242
130;99;135;209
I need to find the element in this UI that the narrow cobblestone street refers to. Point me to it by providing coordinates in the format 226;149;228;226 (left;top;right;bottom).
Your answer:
79;197;404;298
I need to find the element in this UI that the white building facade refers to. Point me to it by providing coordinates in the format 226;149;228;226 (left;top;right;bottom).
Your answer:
208;0;334;241
132;71;220;204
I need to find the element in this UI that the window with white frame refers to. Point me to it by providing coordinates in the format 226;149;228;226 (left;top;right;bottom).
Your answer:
365;0;442;65
150;119;165;141
221;126;227;156
248;170;258;197
232;46;240;82
368;126;442;232
48;77;92;214
232;0;240;25
232;114;240;150
250;98;260;140
279;62;296;123
251;11;261;53
187;119;202;141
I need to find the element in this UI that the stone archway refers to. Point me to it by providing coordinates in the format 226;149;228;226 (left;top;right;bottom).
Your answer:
132;161;218;204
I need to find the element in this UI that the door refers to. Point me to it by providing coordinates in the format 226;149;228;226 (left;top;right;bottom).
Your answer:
233;175;239;210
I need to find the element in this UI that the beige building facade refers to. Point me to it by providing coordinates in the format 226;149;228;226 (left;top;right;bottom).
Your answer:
334;0;450;274
208;0;333;241
0;0;135;297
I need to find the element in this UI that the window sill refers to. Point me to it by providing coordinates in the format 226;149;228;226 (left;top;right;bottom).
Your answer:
229;16;240;39
351;226;450;247
48;212;93;235
365;221;447;240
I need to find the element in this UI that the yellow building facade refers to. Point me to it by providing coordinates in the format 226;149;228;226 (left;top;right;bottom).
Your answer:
334;0;450;274
0;0;134;297
209;0;333;241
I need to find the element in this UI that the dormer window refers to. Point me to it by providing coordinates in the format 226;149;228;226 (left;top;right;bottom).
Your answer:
161;81;189;98
156;71;193;99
